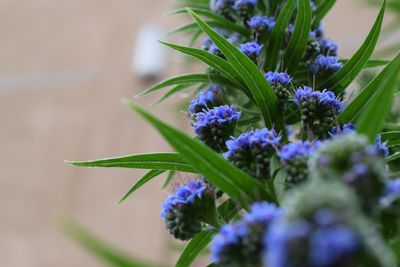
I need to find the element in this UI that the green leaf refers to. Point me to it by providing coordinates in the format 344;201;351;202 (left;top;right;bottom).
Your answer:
159;41;246;90
138;73;237;96
119;170;165;203
124;100;272;208
270;156;287;204
188;9;285;134
338;53;400;128
313;0;337;27
169;8;250;36
60;217;162;267
163;170;176;188
67;152;196;173
155;84;194;104
263;0;297;70
319;0;386;93
381;131;400;145
342;53;400;141
387;152;400;163
175;200;239;267
340;58;389;68
283;0;312;74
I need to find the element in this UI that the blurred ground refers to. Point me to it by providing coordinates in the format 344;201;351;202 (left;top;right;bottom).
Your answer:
0;0;397;266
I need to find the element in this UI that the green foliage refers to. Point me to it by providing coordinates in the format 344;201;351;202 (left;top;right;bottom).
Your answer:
60;218;163;267
319;0;386;93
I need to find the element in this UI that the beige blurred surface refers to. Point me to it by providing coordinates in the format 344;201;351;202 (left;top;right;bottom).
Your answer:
0;0;396;266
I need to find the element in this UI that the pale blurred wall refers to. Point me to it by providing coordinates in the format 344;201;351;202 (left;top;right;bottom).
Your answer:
0;1;395;267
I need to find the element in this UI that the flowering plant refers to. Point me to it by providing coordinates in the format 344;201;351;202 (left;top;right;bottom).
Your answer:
66;0;400;266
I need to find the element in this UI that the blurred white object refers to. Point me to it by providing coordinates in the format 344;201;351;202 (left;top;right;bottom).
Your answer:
132;25;166;79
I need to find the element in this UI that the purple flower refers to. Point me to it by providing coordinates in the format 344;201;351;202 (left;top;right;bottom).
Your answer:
310;55;343;75
194;105;241;135
265;71;292;86
161;179;207;219
318;38;339;56
189;84;223;115
239;41;263;59
310;226;360;267
278;141;320;161
210;0;235;13
224;128;281;180
233;0;257;10
330;123;356;136
194;105;241;152
278;141;321;185
265;209;361;267
375;135;389;157
294;87;342;112
248;16;276;32
211;202;282;266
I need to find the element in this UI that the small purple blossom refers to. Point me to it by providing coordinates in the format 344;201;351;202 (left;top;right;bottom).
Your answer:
375;135;389;157
211;0;235;13
224;128;281;180
239;41;263;59
161;179;207;219
211;202;282;266
248;16;276;32
294;87;342;112
310;225;360;267
310;55;343;74
194;105;241;135
278;141;321;161
330;123;356;136
319;38;339;56
265;209;361;267
224;128;281;159
194;105;241;152
189;84;223;115
265;71;292;86
233;0;257;10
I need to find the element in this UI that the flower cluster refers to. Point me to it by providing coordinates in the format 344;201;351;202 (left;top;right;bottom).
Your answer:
77;0;400;266
193;105;241;152
162;179;216;240
278;141;320;185
211;202;282;267
309;134;387;213
239;41;263;60
265;71;292;109
224;128;281;180
294;87;342;138
310;55;343;75
189;84;224;116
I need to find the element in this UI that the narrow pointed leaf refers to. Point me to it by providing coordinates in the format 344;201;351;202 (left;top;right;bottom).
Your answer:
163;170;176;188
338;53;400;141
263;0;297;70
188;9;284;133
159;41;246;90
387;152;400;163
169;8;250;36
67;153;196;173
60;218;162;267
283;0;312;73
319;0;386;93
125;100;272;208
155;84;194;104
119;170;165;203
138;73;236;96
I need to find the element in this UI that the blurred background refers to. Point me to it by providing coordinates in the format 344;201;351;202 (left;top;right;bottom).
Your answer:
0;0;398;266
